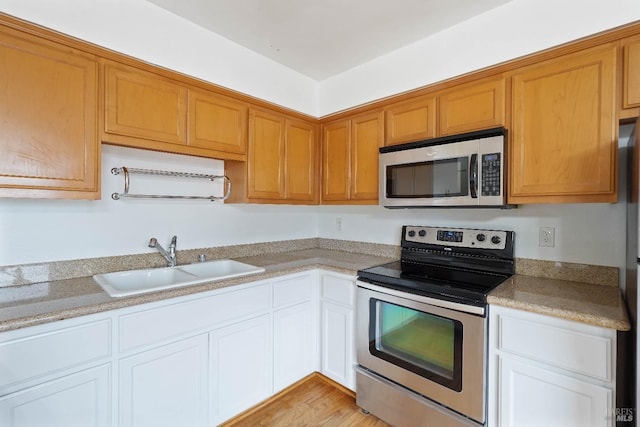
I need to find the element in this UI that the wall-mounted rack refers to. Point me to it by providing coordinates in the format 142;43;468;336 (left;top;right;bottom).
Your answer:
111;167;231;201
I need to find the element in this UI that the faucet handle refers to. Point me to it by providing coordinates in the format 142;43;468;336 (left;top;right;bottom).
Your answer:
170;235;177;246
198;254;206;263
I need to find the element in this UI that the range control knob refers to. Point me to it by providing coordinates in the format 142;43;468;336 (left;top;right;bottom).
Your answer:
418;229;426;237
408;230;416;237
476;233;486;242
491;235;502;245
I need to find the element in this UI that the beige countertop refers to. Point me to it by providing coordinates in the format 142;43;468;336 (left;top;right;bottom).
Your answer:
488;274;630;331
0;245;631;332
0;249;392;332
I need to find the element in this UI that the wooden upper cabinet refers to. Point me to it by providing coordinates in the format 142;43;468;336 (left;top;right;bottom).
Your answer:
322;120;351;201
509;44;618;204
104;62;187;145
384;95;436;145
103;62;246;161
285;118;317;202
322;111;383;203
188;90;247;155
0;26;99;199
247;108;285;200
622;35;640;118
351;112;384;200
438;76;506;135
225;107;318;204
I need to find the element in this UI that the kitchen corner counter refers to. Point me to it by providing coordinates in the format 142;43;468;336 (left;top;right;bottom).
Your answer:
488;274;631;331
0;248;393;333
0;243;631;334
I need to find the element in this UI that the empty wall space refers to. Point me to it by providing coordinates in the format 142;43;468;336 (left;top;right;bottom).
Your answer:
0;145;318;266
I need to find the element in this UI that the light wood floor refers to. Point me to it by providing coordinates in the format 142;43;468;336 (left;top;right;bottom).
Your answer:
221;374;391;427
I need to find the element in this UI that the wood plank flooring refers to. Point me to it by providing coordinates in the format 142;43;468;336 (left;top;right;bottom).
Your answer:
221;374;391;427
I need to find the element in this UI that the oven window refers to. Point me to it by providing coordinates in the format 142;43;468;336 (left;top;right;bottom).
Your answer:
386;157;468;198
369;299;463;391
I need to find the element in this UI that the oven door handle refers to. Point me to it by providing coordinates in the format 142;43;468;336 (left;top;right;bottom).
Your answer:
469;153;478;199
356;280;486;316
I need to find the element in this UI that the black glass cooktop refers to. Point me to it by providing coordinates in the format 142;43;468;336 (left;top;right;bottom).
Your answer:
357;260;510;306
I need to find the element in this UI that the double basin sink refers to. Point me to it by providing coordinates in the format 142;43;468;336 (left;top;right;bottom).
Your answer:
93;260;266;297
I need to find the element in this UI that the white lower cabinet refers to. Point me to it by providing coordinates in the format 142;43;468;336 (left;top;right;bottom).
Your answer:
319;271;356;390
0;313;112;427
273;301;317;392
0;364;111;427
119;335;209;427
497;355;612;427
321;301;355;389
210;314;273;425
0;269;334;426
488;305;616;427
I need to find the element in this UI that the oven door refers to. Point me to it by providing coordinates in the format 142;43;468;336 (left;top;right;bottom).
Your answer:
356;281;487;424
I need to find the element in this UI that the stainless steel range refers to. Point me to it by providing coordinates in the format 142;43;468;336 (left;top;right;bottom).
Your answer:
356;225;515;427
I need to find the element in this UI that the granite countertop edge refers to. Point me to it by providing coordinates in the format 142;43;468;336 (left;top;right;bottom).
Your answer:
0;249;630;333
487;275;631;331
0;250;381;333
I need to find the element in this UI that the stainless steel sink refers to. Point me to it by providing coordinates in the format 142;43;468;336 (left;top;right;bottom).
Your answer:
93;260;265;297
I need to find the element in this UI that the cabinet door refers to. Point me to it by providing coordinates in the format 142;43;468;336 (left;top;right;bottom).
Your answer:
509;44;617;203
285;118;317;202
188;89;247;157
119;335;208;427
247;108;285;199
0;28;98;198
210;315;272;425
439;76;506;135
104;62;187;145
0;365;110;427
497;355;612;427
351;111;384;201
385;95;436;145
322;119;351;201
320;301;355;390
623;35;640;113
273;301;317;392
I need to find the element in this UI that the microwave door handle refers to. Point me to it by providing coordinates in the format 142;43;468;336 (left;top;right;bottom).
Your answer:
470;154;478;198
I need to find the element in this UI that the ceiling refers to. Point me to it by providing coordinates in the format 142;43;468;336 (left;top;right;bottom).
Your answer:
146;0;512;81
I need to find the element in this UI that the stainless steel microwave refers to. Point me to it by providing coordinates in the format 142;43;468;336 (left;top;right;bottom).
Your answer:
379;128;510;208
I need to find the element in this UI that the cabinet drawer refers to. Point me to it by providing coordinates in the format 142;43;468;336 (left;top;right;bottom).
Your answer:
496;309;613;381
0;320;111;392
320;273;354;306
119;284;270;352
273;273;314;308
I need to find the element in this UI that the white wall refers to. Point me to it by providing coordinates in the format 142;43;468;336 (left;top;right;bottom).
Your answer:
0;146;318;265
317;203;624;267
318;0;640;115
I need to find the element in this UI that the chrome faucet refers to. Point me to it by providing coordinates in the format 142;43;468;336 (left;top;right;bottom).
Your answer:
148;236;177;267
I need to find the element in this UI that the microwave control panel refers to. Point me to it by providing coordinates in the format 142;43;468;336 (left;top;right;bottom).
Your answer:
481;153;501;196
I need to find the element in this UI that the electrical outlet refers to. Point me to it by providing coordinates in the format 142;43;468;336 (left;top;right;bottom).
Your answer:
539;227;555;247
335;217;342;231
